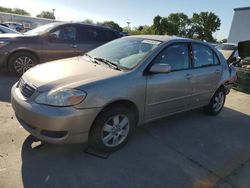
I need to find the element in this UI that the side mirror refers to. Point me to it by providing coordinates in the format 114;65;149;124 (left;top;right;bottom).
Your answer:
149;63;171;73
48;33;58;41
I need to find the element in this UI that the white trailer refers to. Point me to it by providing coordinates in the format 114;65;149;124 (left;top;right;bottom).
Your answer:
228;7;250;43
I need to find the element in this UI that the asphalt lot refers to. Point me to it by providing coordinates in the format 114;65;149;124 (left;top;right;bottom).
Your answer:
0;72;250;188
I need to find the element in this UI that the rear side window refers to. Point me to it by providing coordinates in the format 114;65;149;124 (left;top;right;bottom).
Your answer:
77;26;103;42
154;43;190;71
102;30;118;41
192;44;219;67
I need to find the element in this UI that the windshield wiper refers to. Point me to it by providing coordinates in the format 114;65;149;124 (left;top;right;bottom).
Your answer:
84;54;100;65
94;57;122;71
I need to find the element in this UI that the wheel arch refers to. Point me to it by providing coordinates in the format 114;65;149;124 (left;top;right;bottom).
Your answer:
7;49;40;69
89;99;139;135
217;83;230;95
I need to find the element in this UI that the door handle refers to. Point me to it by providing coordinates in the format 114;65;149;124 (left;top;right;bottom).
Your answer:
184;74;193;80
71;44;77;48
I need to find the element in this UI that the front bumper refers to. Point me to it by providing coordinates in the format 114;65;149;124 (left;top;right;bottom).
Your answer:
11;83;101;144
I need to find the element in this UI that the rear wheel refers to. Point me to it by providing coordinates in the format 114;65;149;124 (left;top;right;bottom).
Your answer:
9;52;38;76
89;106;135;152
203;88;226;115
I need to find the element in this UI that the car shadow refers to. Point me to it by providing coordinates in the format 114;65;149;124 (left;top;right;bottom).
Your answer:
0;70;19;103
20;107;250;188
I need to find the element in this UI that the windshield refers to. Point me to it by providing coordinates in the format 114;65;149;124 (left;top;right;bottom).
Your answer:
216;44;237;51
25;22;62;35
87;37;161;70
0;25;19;34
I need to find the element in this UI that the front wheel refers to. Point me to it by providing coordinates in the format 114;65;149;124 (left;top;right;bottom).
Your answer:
203;88;226;115
89;106;135;152
9;52;38;76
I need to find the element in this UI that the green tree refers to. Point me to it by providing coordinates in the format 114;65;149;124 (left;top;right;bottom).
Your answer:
220;38;227;43
127;25;154;35
101;21;123;32
152;15;164;34
12;8;30;16
189;12;221;42
83;19;94;24
36;11;55;20
0;6;30;16
152;13;190;36
0;6;12;14
166;13;190;36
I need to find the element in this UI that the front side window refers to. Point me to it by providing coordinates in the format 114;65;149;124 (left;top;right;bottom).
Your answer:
153;43;190;71
50;26;76;42
87;38;161;69
193;44;215;67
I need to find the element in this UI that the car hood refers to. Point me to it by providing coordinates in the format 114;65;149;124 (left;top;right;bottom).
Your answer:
0;33;23;39
238;40;250;59
23;57;123;92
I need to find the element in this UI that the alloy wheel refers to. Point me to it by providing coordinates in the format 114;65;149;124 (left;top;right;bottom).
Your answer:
14;56;34;75
101;114;130;147
212;91;225;112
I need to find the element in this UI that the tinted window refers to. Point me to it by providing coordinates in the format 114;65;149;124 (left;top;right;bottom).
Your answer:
154;43;190;71
192;44;215;67
0;29;4;34
102;30;118;41
77;26;102;42
50;26;76;42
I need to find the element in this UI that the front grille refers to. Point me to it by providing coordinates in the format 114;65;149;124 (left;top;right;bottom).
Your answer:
18;79;36;98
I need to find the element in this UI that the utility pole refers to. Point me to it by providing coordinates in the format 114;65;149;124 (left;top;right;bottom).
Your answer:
52;9;55;20
126;22;131;30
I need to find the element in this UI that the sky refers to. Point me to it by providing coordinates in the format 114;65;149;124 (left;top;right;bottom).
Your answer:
0;0;250;40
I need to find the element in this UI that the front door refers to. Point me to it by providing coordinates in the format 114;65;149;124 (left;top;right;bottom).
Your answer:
42;25;78;62
145;43;193;121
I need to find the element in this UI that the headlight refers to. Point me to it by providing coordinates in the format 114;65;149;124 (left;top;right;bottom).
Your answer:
35;89;87;107
0;41;8;48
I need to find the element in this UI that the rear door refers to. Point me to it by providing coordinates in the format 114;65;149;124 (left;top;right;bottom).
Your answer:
76;26;105;55
145;43;193;121
76;26;120;55
188;43;222;108
42;25;78;62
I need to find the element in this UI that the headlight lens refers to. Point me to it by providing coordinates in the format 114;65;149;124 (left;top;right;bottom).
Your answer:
0;41;8;48
35;89;87;107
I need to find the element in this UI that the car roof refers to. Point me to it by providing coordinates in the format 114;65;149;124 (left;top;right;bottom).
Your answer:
55;22;118;31
125;35;199;43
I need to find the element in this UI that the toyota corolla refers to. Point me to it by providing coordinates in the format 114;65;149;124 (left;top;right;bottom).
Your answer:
11;36;236;152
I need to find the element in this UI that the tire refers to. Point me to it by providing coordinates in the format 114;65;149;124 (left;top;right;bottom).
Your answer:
89;106;136;152
203;88;226;116
9;52;38;76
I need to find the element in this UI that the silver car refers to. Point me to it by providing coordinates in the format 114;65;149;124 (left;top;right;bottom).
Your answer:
11;36;236;152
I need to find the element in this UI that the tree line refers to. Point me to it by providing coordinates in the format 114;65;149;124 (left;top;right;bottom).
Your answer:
85;12;221;42
0;6;222;42
126;12;221;42
0;6;55;19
